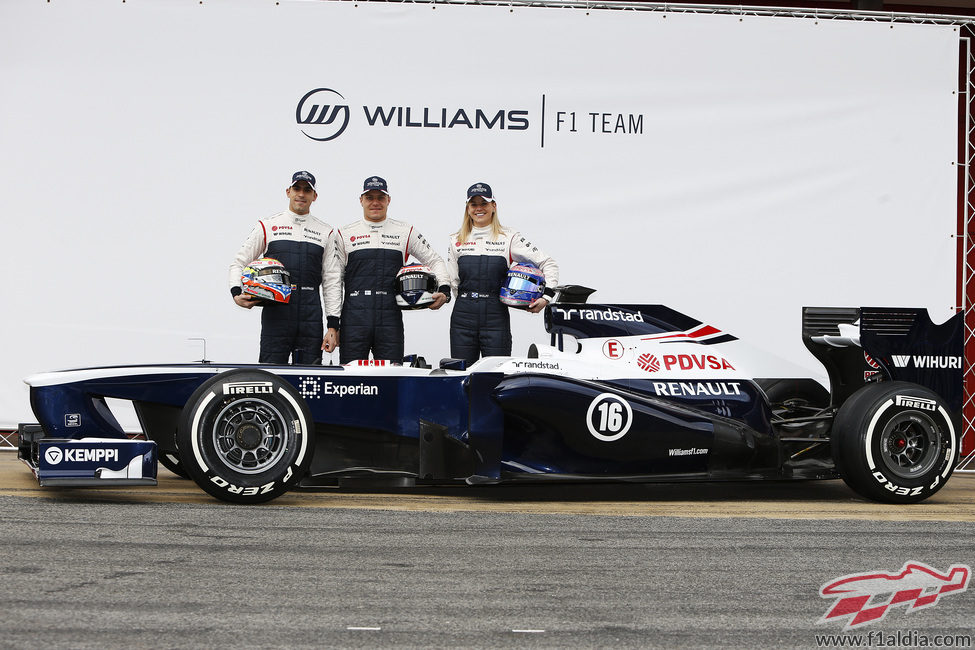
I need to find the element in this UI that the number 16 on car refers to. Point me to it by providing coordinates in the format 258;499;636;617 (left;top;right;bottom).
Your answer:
587;393;634;442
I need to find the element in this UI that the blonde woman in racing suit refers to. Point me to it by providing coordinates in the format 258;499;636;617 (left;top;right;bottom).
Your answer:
447;182;559;365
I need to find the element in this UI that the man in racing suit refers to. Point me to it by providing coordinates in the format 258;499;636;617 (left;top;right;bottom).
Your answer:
323;176;449;364
447;183;558;363
229;171;335;365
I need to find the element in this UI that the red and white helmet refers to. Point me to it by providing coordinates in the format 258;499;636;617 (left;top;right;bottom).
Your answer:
241;258;293;303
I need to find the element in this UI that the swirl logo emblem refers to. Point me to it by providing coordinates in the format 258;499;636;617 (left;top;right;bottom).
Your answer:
296;88;351;142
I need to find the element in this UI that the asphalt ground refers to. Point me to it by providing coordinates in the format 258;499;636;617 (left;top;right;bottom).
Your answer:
1;453;973;649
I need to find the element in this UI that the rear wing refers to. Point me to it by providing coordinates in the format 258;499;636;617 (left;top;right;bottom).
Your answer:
802;307;963;416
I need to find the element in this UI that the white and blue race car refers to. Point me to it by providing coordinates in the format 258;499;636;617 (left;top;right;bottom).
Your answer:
17;287;963;505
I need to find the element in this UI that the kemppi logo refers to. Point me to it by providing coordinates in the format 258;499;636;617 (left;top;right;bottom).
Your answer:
296;88;351;142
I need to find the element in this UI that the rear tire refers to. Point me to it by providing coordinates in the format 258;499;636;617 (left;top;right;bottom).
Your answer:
831;381;957;503
177;369;315;503
758;378;829;410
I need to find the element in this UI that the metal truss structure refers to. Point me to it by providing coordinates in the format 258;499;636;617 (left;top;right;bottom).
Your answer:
361;0;972;24
960;25;975;471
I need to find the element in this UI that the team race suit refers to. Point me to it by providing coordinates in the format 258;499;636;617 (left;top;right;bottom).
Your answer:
447;225;559;364
326;217;449;364
229;210;334;365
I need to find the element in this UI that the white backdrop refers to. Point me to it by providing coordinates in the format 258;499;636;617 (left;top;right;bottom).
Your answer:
0;0;960;427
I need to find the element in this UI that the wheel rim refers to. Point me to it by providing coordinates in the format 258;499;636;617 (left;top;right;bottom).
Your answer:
878;411;940;479
211;398;289;475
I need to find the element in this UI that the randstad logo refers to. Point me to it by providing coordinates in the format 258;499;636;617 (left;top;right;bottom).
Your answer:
296;88;351;142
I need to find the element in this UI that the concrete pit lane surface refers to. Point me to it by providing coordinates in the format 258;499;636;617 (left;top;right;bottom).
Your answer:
1;452;973;648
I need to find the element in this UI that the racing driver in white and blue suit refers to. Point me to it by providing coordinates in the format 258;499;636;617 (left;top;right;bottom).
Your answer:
229;171;334;365
447;182;559;364
324;176;450;364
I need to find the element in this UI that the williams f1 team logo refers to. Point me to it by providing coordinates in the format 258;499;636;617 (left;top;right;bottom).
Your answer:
296;88;350;141
818;561;970;629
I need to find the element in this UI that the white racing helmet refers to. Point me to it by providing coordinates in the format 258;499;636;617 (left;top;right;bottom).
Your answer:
395;264;437;310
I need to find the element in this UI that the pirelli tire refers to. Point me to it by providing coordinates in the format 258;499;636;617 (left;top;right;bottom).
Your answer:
177;369;315;504
831;381;958;504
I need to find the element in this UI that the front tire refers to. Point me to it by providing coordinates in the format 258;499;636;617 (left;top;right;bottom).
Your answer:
177;369;315;503
831;381;957;503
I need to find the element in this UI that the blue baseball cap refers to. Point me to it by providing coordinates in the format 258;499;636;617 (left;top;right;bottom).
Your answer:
467;182;495;202
362;176;389;196
290;170;317;191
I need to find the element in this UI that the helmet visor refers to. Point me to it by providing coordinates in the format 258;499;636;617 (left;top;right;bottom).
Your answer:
254;270;290;285
399;273;434;292
505;275;542;292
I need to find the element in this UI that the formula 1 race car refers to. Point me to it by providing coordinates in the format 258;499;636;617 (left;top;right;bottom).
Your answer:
17;286;963;505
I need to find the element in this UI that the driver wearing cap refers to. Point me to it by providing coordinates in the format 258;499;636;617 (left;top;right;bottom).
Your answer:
447;182;558;364
229;170;335;364
324;176;450;363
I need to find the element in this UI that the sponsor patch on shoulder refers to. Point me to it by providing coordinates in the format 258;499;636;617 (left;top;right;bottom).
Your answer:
894;395;937;411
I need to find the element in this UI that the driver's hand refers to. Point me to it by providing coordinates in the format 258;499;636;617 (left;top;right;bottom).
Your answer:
527;296;549;313
429;292;448;310
322;328;340;352
234;294;261;309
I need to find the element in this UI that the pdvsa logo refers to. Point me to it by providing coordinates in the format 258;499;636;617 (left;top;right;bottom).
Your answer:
296;88;351;142
635;353;734;373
